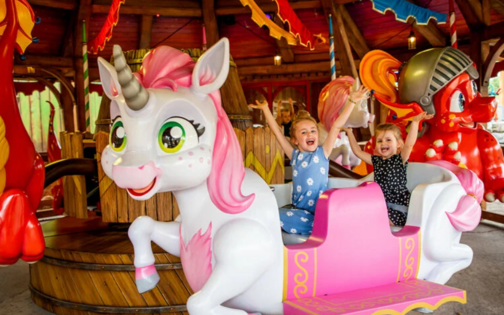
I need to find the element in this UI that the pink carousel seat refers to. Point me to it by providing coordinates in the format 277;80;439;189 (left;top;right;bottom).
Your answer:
281;182;466;314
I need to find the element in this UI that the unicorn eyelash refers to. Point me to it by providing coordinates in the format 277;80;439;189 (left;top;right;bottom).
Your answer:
186;118;205;137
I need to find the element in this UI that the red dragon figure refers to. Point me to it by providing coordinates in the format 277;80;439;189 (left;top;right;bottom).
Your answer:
360;48;503;203
0;0;45;265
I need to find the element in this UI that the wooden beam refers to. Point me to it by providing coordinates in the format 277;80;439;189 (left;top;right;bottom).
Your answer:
454;0;484;28
139;15;153;49
491;0;504;17
202;0;219;46
483;0;491;26
482;38;504;95
483;21;504;40
239;61;331;76
15;55;73;68
273;16;294;63
27;0;76;10
92;5;202;17
334;4;358;77
215;0;321;16
340;4;369;59
411;19;447;47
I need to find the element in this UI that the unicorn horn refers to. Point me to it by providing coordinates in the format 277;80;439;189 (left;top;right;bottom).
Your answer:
113;45;149;111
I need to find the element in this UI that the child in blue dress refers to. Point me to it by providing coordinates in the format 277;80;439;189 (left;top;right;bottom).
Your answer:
249;86;369;235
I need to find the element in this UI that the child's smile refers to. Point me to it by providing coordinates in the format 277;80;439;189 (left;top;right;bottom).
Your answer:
376;130;400;159
293;120;319;152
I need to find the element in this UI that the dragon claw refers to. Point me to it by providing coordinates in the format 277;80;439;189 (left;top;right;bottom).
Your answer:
447;141;459;153
485;190;496;202
425;148;437;160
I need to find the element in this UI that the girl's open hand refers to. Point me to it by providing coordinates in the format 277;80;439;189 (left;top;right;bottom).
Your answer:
248;100;268;110
349;86;370;102
412;112;434;122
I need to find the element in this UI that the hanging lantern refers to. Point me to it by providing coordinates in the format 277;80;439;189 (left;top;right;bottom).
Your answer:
274;54;282;66
408;30;416;50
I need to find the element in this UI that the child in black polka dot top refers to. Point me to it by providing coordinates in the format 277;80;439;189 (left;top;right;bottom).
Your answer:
345;112;433;226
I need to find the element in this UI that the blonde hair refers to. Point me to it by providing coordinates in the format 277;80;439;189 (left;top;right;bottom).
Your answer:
290;110;318;139
375;123;404;151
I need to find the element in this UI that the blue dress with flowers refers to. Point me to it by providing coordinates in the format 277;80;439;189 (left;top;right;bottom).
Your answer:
279;146;329;235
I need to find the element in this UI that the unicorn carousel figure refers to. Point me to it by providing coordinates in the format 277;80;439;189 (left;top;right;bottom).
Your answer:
318;76;374;169
98;38;481;315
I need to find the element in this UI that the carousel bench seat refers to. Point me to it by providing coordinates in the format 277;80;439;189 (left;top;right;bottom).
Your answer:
283;279;466;315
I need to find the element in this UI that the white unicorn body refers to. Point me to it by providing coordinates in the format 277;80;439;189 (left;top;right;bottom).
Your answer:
98;38;480;315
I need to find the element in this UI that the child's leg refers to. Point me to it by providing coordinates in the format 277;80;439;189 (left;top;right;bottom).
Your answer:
279;207;314;235
387;208;406;226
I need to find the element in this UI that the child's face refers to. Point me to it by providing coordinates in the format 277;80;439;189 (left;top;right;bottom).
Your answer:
281;111;291;123
375;130;400;159
292;120;318;152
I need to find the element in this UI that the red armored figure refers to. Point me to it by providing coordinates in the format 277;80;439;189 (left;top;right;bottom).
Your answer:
0;0;45;265
360;48;502;202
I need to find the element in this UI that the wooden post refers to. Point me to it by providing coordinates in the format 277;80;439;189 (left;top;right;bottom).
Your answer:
139;15;153;49
202;0;219;46
321;0;358;78
60;87;75;132
73;0;92;133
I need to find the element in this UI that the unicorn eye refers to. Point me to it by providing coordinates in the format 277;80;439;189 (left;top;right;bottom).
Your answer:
158;117;203;154
450;91;465;113
110;118;127;152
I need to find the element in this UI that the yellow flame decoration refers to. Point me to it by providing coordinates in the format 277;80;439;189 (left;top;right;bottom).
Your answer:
0;0;35;54
239;0;298;46
0;116;9;194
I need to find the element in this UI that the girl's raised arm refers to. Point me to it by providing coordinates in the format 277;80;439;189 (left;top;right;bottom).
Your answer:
322;86;370;158
401;112;433;164
345;128;372;165
249;100;295;159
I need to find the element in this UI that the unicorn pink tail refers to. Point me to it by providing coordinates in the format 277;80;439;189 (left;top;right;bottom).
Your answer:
427;161;483;232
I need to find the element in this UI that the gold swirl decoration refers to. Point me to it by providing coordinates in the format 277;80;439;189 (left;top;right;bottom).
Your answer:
0;116;9;194
403;237;416;281
293;252;309;298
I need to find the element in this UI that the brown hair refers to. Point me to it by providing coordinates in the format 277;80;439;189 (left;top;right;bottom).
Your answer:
375;123;404;149
289;110;318;139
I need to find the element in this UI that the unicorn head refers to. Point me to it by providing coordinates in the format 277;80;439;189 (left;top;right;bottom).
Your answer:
318;76;374;130
98;38;254;214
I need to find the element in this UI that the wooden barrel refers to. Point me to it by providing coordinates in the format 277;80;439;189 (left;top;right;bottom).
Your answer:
30;215;191;315
60;131;88;219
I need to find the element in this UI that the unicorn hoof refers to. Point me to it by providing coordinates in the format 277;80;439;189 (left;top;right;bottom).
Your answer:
135;265;160;293
413;307;433;313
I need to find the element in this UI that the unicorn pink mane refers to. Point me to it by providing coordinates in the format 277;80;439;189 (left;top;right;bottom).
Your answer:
133;46;254;214
318;76;354;131
428;160;483;231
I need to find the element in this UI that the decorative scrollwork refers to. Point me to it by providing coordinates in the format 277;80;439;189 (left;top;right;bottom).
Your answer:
403;237;416;281
293;252;309;298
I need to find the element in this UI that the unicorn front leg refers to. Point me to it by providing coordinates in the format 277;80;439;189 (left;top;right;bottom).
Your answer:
128;216;180;293
187;219;276;315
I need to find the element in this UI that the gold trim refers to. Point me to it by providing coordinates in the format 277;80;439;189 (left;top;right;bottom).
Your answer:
370;292;466;315
403;237;415;281
416;231;422;278
313;248;317;297
397;237;402;282
283;300;320;315
283;247;288;301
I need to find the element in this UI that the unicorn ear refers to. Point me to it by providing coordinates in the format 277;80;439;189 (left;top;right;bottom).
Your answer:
191;38;230;95
98;57;121;100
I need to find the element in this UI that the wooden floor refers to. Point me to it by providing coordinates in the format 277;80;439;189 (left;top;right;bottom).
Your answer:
31;214;191;315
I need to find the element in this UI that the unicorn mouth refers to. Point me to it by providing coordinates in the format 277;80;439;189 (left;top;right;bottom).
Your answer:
128;178;157;197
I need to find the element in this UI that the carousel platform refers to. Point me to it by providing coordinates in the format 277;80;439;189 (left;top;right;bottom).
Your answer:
29;214;191;315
